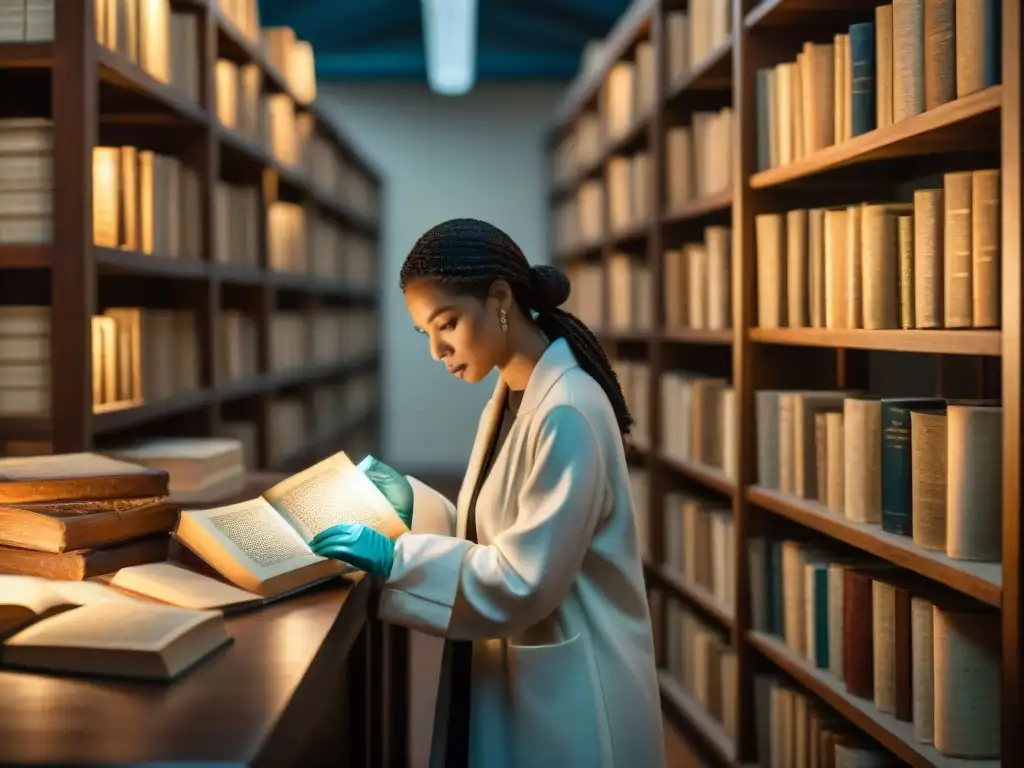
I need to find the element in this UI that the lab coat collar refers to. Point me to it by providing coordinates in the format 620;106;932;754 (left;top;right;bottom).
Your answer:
487;336;579;416
457;337;579;538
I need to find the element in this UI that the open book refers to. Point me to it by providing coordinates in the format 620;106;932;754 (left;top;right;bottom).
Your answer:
2;601;230;682
0;574;233;681
175;451;409;597
1;564;271;639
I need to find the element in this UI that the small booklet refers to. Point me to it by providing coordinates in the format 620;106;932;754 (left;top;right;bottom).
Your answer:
174;451;409;597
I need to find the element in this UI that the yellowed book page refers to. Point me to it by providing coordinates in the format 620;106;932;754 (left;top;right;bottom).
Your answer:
47;579;144;606
263;451;409;542
110;562;262;611
178;497;328;591
5;602;217;652
0;575;65;615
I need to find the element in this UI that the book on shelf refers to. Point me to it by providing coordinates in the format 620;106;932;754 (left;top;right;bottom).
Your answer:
755;389;1004;565
662;600;737;742
174;450;408;597
753;170;1000;333
754;0;1001;172
749;537;1002;759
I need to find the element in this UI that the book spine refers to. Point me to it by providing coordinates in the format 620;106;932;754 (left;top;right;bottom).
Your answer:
881;403;916;535
756;68;771;171
849;22;877;135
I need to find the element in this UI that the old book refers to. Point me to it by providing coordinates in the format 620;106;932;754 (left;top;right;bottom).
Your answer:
0;495;177;553
943;170;973;328
924;0;956;109
1;601;230;682
913;187;944;328
0;452;168;504
932;602;1001;757
175;451;408;597
876;4;895;128
0;573;140;637
911;407;949;550
946;402;1002;561
105;561;264;612
861;202;913;329
0;534;169;579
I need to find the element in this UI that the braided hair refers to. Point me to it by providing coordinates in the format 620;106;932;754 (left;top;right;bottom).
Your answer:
400;218;633;435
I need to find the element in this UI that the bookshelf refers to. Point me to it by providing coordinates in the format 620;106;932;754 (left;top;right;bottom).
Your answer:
0;1;382;473
548;0;1021;765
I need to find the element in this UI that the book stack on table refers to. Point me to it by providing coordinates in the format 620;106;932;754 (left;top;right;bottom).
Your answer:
0;448;407;683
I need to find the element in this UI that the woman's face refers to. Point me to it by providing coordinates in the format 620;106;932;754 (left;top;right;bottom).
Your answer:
404;278;508;384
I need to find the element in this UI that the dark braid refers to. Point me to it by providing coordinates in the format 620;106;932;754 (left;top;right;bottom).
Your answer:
400;218;634;435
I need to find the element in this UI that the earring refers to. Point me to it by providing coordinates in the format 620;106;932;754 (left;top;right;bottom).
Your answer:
499;309;508;332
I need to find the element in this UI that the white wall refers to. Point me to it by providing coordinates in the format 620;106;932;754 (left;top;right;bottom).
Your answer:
318;82;566;473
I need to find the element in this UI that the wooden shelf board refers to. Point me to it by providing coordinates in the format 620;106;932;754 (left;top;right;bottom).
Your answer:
96;247;209;279
604;113;652;158
749;327;1001;356
93;388;214;433
662;191;733;225
666;37;733;99
0;245;50;269
548;0;654;134
660;328;734;345
605;221;652;248
749;86;1002;188
744;0;882;28
748;486;1002;607
658;672;738;767
650;565;735;629
0;41;54;67
748;631;999;768
0;416;51;441
661;455;738;497
96;47;207;124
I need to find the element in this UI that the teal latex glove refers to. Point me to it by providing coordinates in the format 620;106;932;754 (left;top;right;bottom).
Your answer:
357;454;415;530
310;523;396;579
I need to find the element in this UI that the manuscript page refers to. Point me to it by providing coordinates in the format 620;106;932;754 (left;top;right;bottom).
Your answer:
263;451;409;542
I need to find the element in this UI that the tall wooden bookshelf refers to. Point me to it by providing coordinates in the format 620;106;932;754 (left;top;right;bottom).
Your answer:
0;0;382;473
548;0;1021;764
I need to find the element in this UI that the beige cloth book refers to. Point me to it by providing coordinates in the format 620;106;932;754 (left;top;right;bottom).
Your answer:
175;451;409;597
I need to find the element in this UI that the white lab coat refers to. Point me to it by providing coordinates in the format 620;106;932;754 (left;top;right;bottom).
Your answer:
377;338;666;768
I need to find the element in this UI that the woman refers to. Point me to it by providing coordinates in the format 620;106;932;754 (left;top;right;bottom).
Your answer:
311;218;665;768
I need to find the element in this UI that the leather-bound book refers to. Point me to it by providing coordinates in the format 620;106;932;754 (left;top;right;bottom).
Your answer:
0;496;178;553
0;534;169;580
0;452;169;504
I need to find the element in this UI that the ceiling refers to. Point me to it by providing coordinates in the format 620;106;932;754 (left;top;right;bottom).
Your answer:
257;0;631;81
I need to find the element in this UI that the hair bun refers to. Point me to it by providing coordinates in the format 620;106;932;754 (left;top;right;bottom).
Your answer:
529;264;571;313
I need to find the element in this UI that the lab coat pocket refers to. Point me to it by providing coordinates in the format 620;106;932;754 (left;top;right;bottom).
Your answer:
508;632;607;768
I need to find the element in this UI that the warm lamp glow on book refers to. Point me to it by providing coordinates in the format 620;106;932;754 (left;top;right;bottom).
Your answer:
421;0;478;96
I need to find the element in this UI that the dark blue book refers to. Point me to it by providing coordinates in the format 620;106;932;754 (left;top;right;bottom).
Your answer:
849;22;876;136
756;68;771;171
981;0;1001;87
880;397;945;536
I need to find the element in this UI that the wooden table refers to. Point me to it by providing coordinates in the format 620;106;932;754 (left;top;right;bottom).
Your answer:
0;575;391;767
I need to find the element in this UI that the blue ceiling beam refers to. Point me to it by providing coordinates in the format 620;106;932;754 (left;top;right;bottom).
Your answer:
315;49;581;80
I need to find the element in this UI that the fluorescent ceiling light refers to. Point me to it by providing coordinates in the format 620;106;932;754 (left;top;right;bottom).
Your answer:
421;0;478;96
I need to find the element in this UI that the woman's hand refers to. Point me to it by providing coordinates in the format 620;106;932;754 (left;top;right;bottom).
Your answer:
310;523;396;579
357;455;415;529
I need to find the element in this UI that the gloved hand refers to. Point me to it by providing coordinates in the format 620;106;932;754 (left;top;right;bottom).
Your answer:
357;454;415;530
310;523;396;579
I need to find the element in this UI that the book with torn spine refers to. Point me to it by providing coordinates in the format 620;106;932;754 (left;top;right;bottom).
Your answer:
0;495;178;553
175;451;408;597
